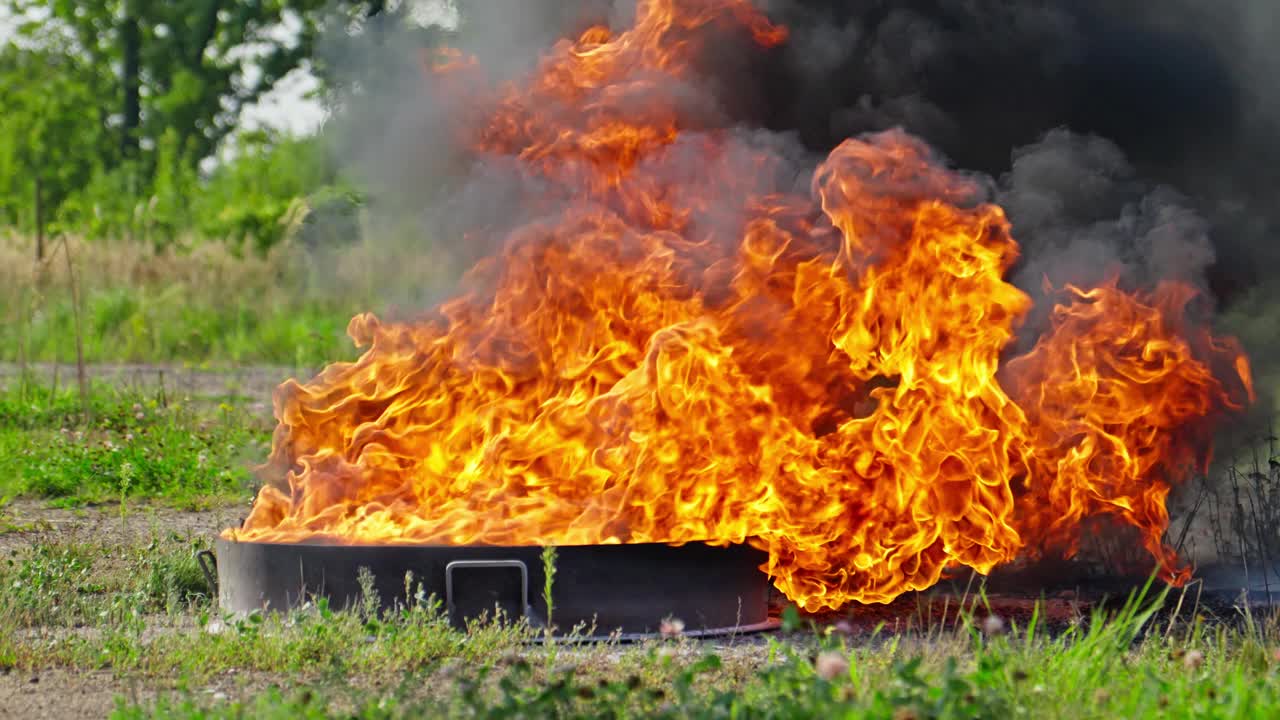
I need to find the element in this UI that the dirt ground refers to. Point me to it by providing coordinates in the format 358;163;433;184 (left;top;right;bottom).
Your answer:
0;362;300;407
0;668;142;720
0;666;280;720
0;500;249;719
0;500;245;554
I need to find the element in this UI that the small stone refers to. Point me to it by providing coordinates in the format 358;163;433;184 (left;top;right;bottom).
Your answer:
981;615;1006;636
1184;649;1205;670
814;651;850;681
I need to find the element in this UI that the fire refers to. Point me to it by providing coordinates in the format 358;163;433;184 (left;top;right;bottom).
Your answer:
227;0;1253;611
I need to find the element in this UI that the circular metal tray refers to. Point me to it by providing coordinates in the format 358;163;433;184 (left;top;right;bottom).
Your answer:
206;538;773;638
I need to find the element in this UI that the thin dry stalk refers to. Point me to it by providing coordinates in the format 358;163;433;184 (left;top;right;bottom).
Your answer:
1173;476;1211;559
61;236;90;422
14;280;30;399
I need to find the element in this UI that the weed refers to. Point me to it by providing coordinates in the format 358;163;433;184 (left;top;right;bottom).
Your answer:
0;381;264;507
540;545;557;632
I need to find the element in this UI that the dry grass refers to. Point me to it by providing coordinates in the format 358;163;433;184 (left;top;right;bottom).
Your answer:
0;230;461;368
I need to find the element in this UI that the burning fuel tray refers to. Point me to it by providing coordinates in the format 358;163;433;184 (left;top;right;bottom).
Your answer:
203;538;776;639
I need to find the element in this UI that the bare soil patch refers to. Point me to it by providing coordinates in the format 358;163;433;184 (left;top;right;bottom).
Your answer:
0;500;243;554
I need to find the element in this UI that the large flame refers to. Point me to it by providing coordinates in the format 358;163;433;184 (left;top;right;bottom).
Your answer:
228;0;1253;610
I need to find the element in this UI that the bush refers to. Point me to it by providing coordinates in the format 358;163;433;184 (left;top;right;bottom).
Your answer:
194;131;356;254
49;130;353;253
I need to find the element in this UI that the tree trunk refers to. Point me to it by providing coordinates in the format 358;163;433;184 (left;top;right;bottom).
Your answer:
121;0;141;157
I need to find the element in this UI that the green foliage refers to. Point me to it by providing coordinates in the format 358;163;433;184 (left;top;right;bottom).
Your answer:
0;533;219;630
541;545;558;631
147;128;201;244
8;0;351;164
0;1;376;247
104;602;1280;720
0;382;265;506
194;132;356;254
139;535;214;609
0;40;114;232
55;160;145;239
1;236;364;366
12;285;355;366
52;130;349;249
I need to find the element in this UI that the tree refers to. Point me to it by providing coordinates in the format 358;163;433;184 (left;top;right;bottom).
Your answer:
8;0;346;167
0;38;113;245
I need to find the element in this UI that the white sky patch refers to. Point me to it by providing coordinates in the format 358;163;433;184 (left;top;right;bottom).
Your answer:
243;0;458;136
407;0;459;28
240;66;326;136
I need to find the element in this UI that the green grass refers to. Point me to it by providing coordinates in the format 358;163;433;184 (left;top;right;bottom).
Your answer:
2;493;1280;718
11;285;357;368
0;547;1266;720
0;460;1262;716
0;379;267;507
1;234;458;368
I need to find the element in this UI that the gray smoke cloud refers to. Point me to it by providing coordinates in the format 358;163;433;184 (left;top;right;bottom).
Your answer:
994;130;1218;346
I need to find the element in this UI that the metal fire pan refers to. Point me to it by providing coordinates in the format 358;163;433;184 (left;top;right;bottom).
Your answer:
205;538;775;639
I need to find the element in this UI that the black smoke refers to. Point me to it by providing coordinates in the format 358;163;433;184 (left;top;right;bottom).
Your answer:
748;1;1278;309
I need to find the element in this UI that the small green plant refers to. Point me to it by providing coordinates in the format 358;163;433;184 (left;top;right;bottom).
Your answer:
118;460;135;520
140;536;212;613
540;544;559;668
540;544;558;634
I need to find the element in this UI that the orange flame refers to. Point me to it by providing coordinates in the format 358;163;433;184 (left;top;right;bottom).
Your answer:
227;0;1253;611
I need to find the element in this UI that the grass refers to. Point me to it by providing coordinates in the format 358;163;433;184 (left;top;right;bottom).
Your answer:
1;525;1279;719
0;232;459;368
0;377;267;508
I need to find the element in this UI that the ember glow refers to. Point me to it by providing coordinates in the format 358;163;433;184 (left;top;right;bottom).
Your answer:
227;0;1254;610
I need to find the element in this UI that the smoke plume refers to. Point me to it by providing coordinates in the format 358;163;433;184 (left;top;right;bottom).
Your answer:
320;0;1277;401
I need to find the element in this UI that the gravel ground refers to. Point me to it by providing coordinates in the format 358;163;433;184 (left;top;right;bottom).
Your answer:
0;362;304;405
0;499;245;555
0;668;141;720
0;500;249;719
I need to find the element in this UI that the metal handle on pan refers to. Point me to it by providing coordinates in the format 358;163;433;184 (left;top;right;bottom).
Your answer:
444;559;531;622
196;549;218;598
